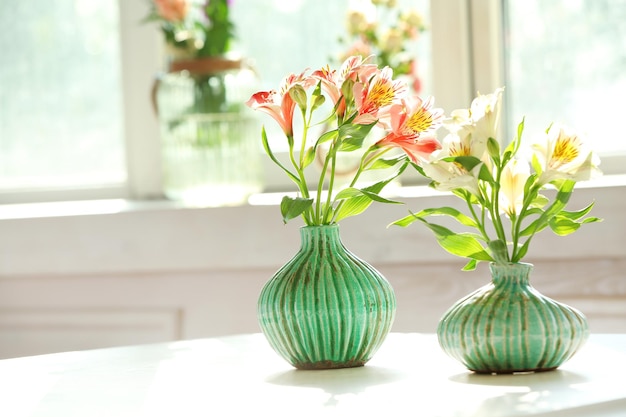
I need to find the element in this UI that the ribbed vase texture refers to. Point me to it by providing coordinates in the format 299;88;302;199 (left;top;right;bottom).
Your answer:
257;225;396;370
437;262;589;374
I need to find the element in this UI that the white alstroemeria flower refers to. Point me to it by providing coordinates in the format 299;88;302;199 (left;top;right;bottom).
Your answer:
469;87;503;143
499;158;530;216
422;133;481;196
442;87;504;160
532;123;602;185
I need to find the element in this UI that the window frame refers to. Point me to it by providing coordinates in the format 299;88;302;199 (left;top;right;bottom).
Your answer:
1;0;624;205
470;0;626;176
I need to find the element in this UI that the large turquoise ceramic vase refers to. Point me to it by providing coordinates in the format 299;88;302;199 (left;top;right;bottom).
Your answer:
257;225;396;370
437;262;589;374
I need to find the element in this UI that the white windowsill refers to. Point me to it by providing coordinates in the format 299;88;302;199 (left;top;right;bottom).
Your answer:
0;175;624;278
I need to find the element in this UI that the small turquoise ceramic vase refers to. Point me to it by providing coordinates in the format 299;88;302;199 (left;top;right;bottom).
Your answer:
437;262;589;374
257;225;396;370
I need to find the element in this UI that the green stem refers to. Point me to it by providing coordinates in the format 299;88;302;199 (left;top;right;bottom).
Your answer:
316;142;334;224
510;183;539;262
289;108;313;224
489;165;510;261
328;146;388;224
322;149;338;223
466;194;491;242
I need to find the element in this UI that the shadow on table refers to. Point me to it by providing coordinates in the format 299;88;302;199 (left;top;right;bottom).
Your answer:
448;369;619;416
265;365;406;406
448;368;589;387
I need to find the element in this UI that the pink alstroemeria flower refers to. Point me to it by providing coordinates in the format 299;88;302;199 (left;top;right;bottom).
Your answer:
246;71;314;137
376;96;444;162
311;65;345;116
353;66;407;125
339;55;378;83
311;56;378;118
154;0;188;22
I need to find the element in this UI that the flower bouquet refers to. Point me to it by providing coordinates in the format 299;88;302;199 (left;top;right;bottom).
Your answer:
247;55;443;226
393;87;602;270
393;87;602;373
246;55;443;369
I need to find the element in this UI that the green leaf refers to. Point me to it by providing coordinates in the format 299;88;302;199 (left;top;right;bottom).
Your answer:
531;153;543;178
410;161;427;177
548;216;581;236
558;202;595;221
488;239;509;264
333;187;402;223
310;82;325;112
478;163;495;183
530;193;549;209
333;175;403;223
367;155;407;171
337;121;376;151
520;216;549;237
302;147;316;169
442;155;482;172
316;129;338;146
335;187;400;204
433;207;480;227
417;219;494;261
332;196;373;223
338;137;366;152
581;217;602;224
261;127;300;185
280;196;313;224
390;213;421;228
462;259;478;271
520;180;576;237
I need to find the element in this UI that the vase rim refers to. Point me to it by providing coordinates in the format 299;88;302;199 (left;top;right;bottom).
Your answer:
168;56;244;75
301;224;340;229
490;261;533;267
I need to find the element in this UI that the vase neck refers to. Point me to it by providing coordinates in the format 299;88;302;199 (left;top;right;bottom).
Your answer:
299;225;343;252
489;262;533;286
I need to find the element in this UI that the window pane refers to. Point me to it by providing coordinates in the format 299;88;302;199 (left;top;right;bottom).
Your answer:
231;0;431;153
503;0;626;154
0;0;126;190
233;0;431;92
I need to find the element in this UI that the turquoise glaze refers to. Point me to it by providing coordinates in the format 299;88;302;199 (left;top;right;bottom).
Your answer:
258;225;396;370
437;262;589;374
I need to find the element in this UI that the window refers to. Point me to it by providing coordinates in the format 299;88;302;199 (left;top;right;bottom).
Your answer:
0;1;126;199
501;0;626;173
1;0;623;205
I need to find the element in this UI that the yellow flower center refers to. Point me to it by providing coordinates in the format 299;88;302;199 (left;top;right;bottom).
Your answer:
405;108;433;134
552;135;579;167
449;142;472;172
368;80;395;108
450;142;471;157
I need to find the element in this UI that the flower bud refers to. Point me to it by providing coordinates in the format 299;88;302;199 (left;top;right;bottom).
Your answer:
289;85;308;111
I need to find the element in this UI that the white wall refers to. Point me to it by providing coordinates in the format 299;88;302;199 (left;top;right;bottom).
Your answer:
0;180;624;359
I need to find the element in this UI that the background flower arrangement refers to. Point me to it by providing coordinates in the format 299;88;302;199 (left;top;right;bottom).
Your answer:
144;0;235;59
246;55;443;226
393;87;602;270
146;0;262;207
337;0;427;93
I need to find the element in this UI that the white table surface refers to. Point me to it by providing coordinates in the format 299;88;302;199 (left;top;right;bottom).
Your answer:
1;333;625;417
